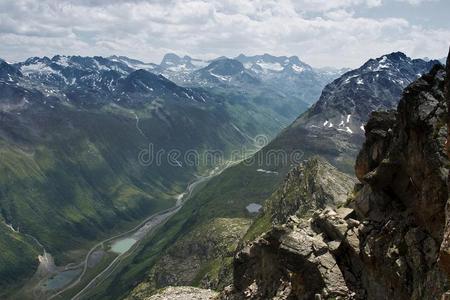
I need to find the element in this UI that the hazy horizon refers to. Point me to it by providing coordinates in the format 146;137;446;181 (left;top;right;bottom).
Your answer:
0;0;449;68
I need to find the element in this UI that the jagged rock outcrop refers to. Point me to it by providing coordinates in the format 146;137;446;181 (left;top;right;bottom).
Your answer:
267;157;356;225
220;58;449;300
221;209;358;300
219;158;356;299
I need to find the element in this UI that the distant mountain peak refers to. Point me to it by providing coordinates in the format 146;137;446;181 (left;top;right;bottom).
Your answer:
211;56;229;62
305;52;440;134
162;52;182;59
51;54;63;61
235;53;312;75
0;58;22;80
159;52;205;74
287;55;303;65
24;56;52;65
191;57;260;87
383;51;408;61
161;53;192;65
205;58;245;75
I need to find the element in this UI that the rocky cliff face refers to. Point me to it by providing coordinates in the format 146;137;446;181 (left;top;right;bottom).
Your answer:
349;61;448;300
219;59;449;299
443;48;450;279
267;157;356;225
220;158;357;299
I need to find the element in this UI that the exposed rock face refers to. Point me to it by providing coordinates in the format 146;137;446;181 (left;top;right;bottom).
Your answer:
348;63;448;300
354;110;397;180
220;60;449;299
219;158;356;299
267;156;356;224
440;47;450;282
222;209;358;300
355;63;447;236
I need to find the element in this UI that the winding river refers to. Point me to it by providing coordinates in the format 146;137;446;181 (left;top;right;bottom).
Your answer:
37;160;238;300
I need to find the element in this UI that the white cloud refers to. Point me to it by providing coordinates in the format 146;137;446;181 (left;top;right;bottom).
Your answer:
0;0;448;68
292;0;382;12
395;0;436;5
324;9;355;20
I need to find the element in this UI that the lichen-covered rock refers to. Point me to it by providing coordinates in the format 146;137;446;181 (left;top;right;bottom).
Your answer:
219;158;357;300
268;156;356;224
142;286;217;300
223;220;353;299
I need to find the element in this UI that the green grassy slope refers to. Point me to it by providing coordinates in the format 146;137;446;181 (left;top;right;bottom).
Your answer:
0;88;299;293
0;73;311;295
0;224;40;289
84;154;289;299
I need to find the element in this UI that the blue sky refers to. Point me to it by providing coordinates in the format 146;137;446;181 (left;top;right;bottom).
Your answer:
0;0;448;68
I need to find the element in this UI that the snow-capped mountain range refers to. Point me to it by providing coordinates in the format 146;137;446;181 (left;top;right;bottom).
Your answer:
306;52;441;133
236;54;313;75
0;52;442;113
0;55;212;110
267;51;441;172
156;53;347;105
0;52;347;112
109;52;347;105
190;58;260;87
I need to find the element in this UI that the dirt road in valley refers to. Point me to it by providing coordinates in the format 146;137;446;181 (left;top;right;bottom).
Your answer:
47;160;238;300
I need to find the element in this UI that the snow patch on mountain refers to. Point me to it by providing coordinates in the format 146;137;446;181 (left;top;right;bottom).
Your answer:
291;64;305;73
55;56;69;67
209;71;231;81
343;74;359;84
167;64;190;72
21;62;55;75
257;62;284;72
